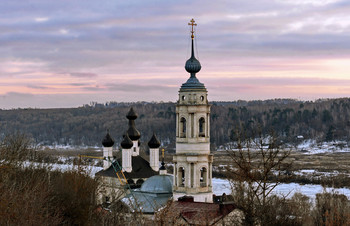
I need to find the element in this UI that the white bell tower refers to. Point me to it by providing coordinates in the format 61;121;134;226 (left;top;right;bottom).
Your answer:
173;19;213;203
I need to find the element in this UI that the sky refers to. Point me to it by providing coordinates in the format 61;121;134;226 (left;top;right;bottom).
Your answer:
1;0;350;109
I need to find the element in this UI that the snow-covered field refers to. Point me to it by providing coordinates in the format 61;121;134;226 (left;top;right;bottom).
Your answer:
217;139;350;155
22;157;350;203
39;144;101;151
23;161;103;177
297;140;350;154
212;178;350;202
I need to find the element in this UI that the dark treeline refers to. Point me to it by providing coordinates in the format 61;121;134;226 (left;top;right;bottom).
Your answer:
1;98;350;148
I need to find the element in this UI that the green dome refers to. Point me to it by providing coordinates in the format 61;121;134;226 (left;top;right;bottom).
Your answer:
140;175;173;194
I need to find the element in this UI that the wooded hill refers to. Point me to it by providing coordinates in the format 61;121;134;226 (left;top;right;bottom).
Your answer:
1;98;350;149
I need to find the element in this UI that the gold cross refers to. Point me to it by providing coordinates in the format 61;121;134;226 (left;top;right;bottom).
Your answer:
162;148;165;158
188;18;197;39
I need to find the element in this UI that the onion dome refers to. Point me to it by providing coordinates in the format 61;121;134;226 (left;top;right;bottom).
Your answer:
160;160;166;170
126;107;141;141
121;133;133;149
127;125;141;141
102;130;114;147
185;41;201;74
126;107;138;120
181;19;206;91
148;133;160;149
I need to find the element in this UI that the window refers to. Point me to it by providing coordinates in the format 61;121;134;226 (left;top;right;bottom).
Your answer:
200;167;207;187
179;167;185;187
199;117;205;137
180;117;186;138
200;96;204;101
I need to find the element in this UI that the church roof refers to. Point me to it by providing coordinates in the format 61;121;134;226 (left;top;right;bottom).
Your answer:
126;107;138;120
166;200;236;225
148;133;160;148
95;155;157;179
126;107;141;141
122;174;173;214
140;175;173;194
180;19;206;92
120;133;133;149
102;130;114;147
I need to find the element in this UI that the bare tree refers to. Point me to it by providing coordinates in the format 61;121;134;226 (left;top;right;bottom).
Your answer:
313;190;350;226
226;127;292;225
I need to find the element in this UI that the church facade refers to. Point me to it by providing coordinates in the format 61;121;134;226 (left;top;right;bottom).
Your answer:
173;19;213;203
96;19;218;210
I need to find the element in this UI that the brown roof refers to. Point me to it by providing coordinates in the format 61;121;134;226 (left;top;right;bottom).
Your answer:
165;200;236;225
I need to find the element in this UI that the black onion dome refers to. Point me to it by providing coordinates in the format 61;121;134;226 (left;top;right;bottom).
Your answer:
185;55;201;74
102;131;114;147
160;161;166;170
127;126;141;141
121;133;133;149
148;133;160;148
126;107;138;120
185;38;201;74
181;29;206;91
126;107;141;141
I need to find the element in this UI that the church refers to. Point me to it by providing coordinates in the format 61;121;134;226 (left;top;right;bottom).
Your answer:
95;19;241;224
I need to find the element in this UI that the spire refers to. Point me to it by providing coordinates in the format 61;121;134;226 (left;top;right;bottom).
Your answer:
159;148;167;175
160;148;166;170
188;18;197;60
182;18;206;91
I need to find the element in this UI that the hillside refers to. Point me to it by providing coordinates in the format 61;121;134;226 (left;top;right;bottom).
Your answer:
1;98;350;149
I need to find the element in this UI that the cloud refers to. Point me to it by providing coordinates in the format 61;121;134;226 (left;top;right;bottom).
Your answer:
35;17;49;22
59;29;69;35
69;72;98;78
27;84;49;90
0;0;349;108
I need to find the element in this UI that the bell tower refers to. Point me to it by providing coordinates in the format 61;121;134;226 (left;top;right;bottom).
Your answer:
173;19;213;203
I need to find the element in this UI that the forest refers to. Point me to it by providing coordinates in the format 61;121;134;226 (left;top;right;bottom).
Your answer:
1;98;349;149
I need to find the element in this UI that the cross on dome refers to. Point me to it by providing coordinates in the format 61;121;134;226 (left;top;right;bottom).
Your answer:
188;18;197;39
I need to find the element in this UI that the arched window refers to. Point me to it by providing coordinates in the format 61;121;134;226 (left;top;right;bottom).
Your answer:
200;167;207;187
180;117;186;138
199;117;205;137
178;167;185;187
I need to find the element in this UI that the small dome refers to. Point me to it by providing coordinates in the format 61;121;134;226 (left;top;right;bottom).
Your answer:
185;56;201;74
127;126;141;141
148;133;160;148
121;133;133;149
126;107;141;141
126;107;138;120
102;131;114;147
140;175;173;194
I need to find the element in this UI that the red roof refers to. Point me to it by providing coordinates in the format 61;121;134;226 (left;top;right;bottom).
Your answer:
166;201;236;225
